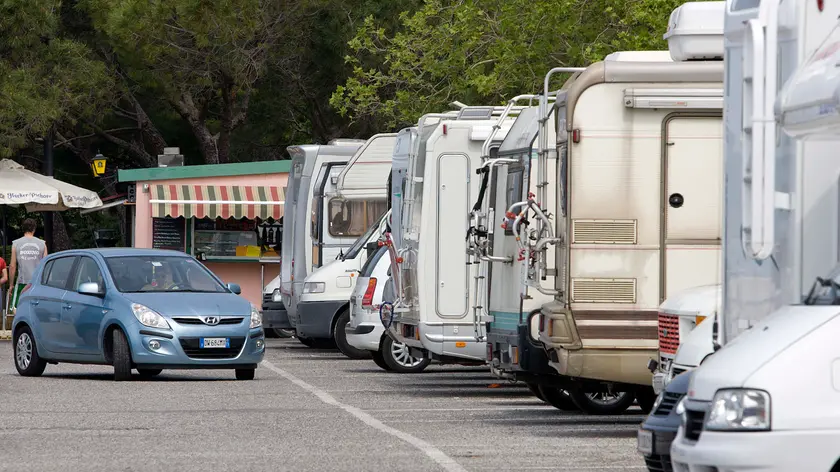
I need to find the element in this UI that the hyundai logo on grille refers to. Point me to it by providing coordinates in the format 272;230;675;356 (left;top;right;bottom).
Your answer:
203;316;220;326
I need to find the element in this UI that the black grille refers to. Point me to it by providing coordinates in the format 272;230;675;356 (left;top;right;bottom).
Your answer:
172;317;243;325
684;409;705;441
672;366;687;377
644;455;673;472
263;293;272;303
179;336;246;359
653;391;684;416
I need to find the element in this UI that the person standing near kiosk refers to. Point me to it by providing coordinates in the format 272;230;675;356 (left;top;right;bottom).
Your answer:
7;219;47;313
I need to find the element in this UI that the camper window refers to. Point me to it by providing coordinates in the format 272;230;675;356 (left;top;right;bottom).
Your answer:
328;198;388;237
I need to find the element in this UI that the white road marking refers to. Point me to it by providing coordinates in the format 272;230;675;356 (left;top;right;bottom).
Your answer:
261;360;468;472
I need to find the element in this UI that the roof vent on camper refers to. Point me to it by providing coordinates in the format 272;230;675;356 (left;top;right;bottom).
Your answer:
327;139;367;146
604;50;673;62
456;106;495;120
663;1;725;61
157;147;184;167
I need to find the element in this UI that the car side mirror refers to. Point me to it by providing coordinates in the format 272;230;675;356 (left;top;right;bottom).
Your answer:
78;282;104;297
227;283;242;295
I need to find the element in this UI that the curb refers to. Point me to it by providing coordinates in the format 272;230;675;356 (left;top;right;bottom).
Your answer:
0;331;11;341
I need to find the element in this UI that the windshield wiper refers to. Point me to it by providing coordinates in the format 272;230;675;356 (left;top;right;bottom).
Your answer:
803;276;840;305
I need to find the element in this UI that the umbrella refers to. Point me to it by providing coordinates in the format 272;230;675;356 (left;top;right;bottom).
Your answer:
0;158;103;327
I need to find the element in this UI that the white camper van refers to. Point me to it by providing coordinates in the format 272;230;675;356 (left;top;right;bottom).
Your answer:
672;1;840;470
534;2;725;393
277;140;365;346
293;134;396;351
386;107;515;363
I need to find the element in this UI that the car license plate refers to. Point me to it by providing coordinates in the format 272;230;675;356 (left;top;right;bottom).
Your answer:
200;337;229;348
653;373;666;393
637;429;653;455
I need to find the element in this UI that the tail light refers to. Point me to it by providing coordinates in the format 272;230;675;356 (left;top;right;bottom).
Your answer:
362;278;377;307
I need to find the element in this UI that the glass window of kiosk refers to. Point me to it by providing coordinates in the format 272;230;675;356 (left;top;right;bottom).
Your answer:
192;217;283;260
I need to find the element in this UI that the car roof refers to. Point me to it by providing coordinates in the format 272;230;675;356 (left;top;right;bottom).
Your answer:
46;248;192;259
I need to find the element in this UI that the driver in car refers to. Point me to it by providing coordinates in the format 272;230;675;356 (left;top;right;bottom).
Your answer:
142;264;178;291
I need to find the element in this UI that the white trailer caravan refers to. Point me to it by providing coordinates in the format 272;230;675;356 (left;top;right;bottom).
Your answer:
534;2;725;392
293;134;395;349
385;107;515;363
671;1;840;470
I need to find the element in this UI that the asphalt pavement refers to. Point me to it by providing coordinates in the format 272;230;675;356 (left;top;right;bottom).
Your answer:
0;338;647;472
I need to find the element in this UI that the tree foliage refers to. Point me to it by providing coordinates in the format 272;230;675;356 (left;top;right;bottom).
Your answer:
331;0;709;128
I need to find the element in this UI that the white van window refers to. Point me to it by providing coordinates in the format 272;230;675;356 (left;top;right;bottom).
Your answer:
328;198;388;237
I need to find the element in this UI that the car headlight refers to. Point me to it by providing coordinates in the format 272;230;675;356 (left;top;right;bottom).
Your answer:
272;288;282;302
131;303;170;329
250;304;262;329
303;282;325;294
705;388;770;431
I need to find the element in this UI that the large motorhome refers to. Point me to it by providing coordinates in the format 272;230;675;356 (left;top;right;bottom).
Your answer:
532;2;726;399
672;1;840;470
277;140;364;346
292;134;396;349
385;107;516;363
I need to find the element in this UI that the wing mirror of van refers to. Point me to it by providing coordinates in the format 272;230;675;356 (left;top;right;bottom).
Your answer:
365;241;379;259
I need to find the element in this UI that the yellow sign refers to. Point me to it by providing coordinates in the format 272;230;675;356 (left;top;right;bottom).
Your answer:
92;157;107;176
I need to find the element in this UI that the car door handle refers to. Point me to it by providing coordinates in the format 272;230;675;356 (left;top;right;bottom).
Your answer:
63;304;72;310
30;300;40;306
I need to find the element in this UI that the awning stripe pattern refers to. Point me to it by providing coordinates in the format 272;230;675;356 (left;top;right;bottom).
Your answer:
151;184;285;220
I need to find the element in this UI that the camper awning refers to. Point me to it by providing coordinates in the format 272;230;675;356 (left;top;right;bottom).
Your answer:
149;184;285;220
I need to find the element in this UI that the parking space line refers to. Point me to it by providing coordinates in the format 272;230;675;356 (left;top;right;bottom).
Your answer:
261;360;468;472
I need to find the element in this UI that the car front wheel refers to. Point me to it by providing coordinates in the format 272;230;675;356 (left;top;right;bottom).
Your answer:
14;327;46;377
112;328;132;382
335;310;372;360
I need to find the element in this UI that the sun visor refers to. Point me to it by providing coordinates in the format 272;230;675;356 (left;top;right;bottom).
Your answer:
777;23;840;139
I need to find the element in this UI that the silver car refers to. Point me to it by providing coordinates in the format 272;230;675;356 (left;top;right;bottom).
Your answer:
344;245;429;373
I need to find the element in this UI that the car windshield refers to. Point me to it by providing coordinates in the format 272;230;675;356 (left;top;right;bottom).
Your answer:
105;256;228;293
341;212;386;261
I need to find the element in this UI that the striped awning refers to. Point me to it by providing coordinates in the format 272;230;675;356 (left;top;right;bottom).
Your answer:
149;184;285;220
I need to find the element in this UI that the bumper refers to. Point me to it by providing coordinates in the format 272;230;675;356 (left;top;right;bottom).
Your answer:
295;299;345;339
671;427;840;472
639;417;680;472
130;323;265;368
346;323;382;351
261;300;291;329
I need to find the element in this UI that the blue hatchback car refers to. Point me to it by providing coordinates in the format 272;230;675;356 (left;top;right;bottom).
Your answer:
11;248;265;381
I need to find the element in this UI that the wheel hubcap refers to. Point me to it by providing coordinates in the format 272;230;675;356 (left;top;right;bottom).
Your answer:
586;391;629;406
16;333;32;370
391;340;422;367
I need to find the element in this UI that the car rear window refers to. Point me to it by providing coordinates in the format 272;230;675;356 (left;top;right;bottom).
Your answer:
360;246;388;277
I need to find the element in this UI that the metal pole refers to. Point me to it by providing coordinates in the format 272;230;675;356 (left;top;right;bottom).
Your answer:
42;127;54;251
1;205;5;329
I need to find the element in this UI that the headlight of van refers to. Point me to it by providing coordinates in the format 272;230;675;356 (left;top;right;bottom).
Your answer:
705;388;770;431
303;282;325;294
272;288;282;302
250;304;262;329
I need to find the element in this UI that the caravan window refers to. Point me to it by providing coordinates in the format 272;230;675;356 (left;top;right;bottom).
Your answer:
504;167;524;235
328;198;388;237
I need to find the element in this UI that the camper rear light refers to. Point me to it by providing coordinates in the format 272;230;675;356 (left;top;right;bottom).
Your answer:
362;278;377;307
572;129;581;143
818;0;824;12
696;315;707;325
547;320;554;337
511;346;519;365
486;343;493;361
539;314;545;332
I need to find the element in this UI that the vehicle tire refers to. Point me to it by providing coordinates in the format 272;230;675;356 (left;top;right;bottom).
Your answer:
13;326;47;377
526;383;546;402
264;329;278;338
568;388;635;415
235;368;256;380
537;385;579;411
334;310;372;360
272;328;295;338
137;368;163;378
635;386;658;414
381;336;430;373
371;348;392;371
112;328;133;382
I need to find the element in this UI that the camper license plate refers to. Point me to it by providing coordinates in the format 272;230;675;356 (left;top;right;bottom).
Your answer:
637;429;653;455
200;337;229;348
